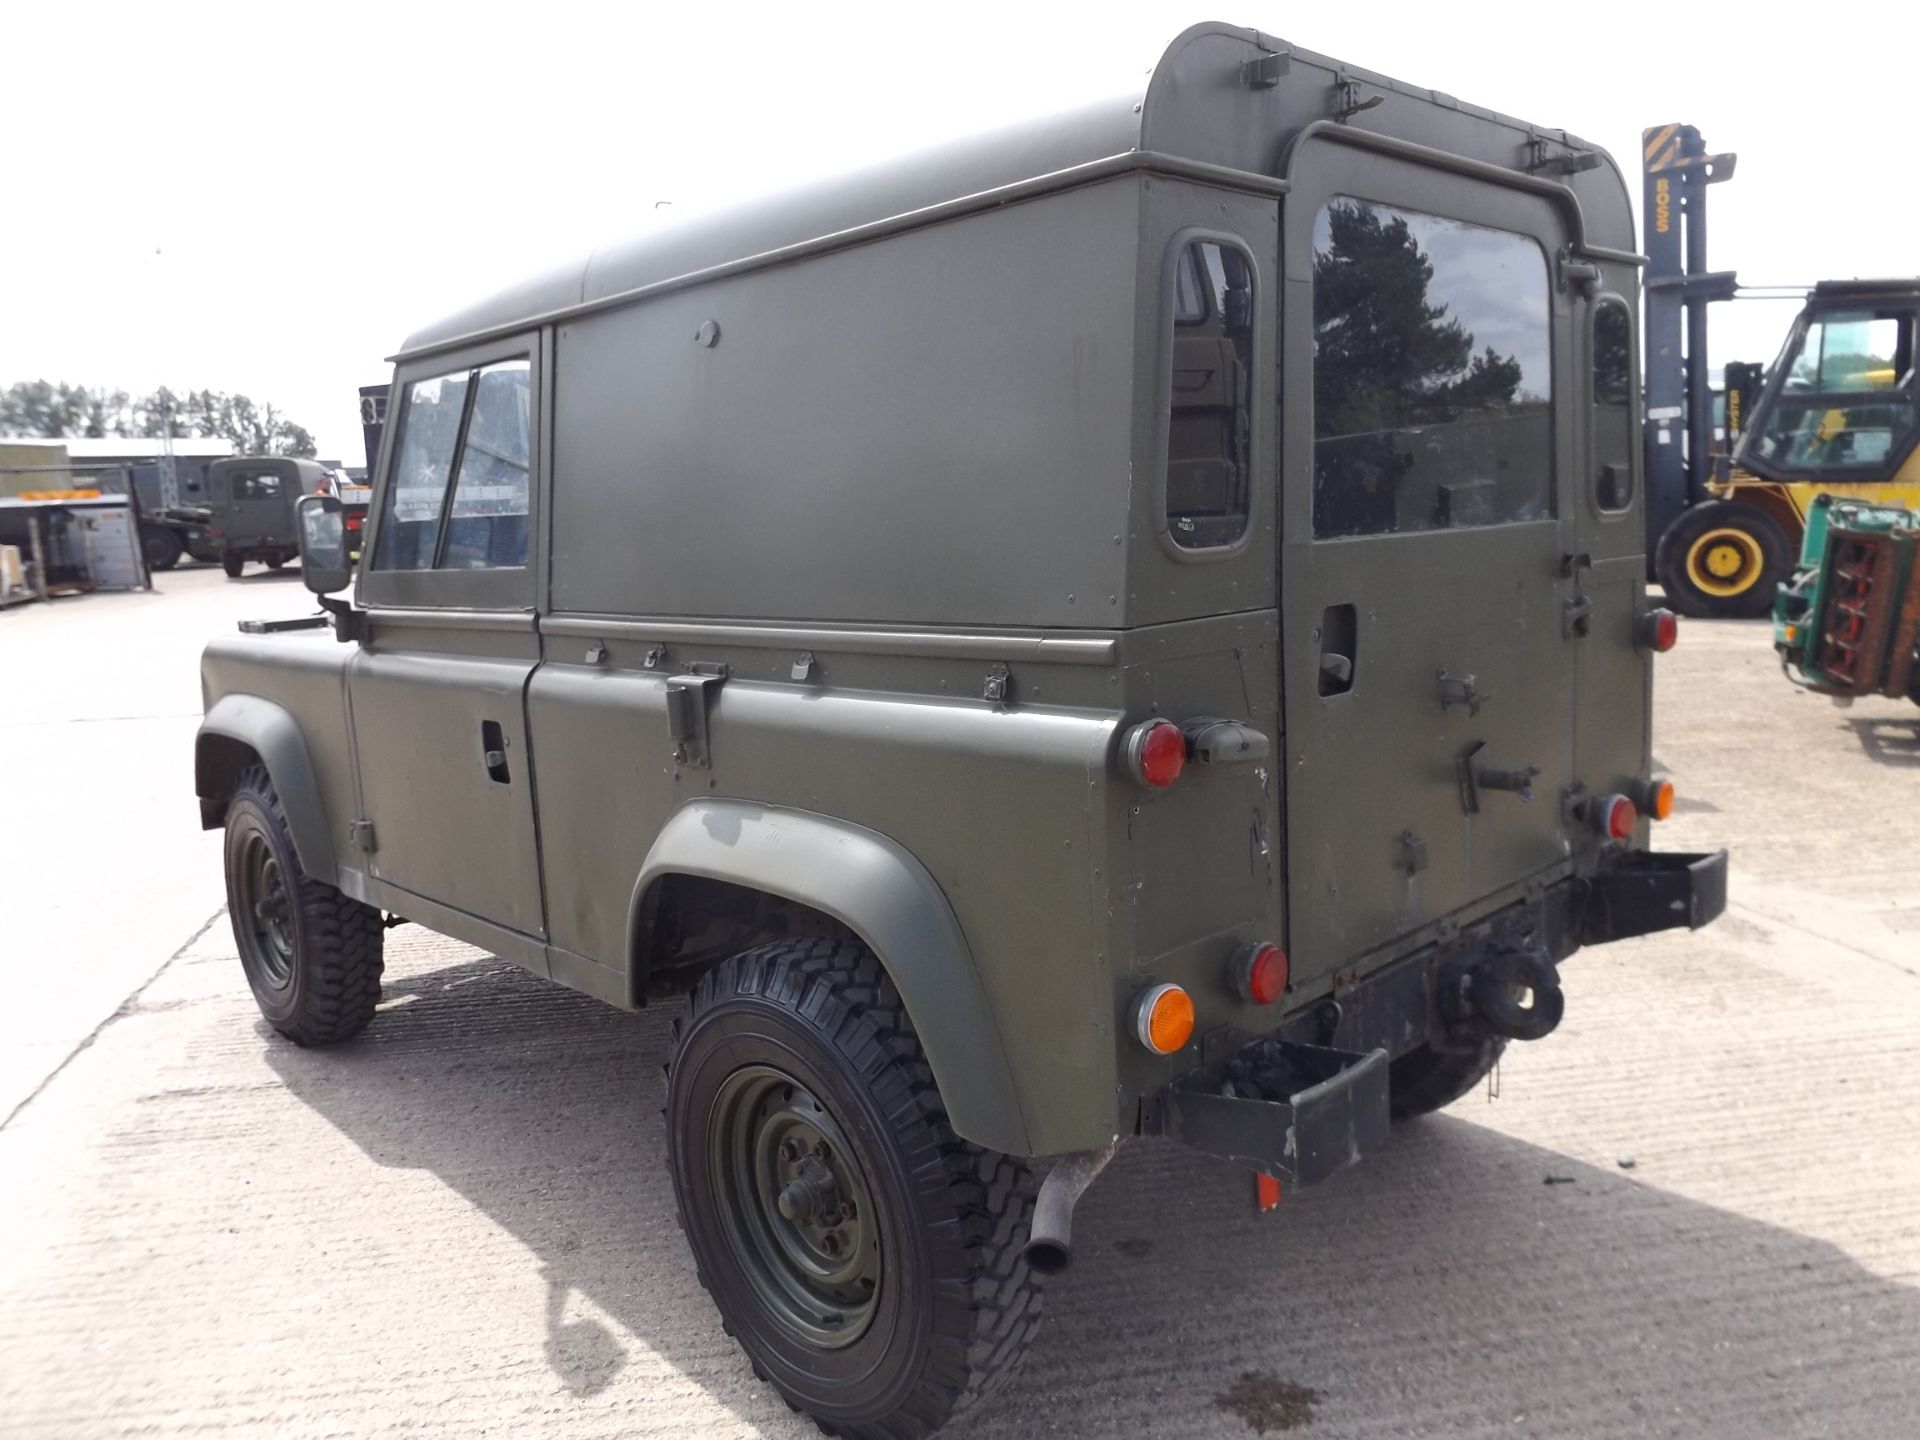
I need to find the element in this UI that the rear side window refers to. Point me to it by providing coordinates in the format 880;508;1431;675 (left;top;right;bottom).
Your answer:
1164;239;1255;550
372;359;530;571
1312;199;1552;539
1592;299;1635;512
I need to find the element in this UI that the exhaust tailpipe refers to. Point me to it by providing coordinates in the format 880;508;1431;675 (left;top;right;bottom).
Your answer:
1023;1142;1118;1274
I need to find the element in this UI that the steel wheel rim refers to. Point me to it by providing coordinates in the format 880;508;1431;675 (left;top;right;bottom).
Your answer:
708;1064;880;1349
236;829;294;987
1687;527;1764;597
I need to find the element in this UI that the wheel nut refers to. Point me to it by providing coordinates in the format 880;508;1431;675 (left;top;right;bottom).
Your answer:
820;1231;842;1256
814;1140;831;1159
777;1140;801;1164
841;1199;856;1219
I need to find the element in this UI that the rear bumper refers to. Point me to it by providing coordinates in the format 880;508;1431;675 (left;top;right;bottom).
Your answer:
1139;847;1728;1187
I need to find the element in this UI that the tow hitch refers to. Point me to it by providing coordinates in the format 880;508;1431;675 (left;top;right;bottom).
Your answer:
1439;947;1565;1042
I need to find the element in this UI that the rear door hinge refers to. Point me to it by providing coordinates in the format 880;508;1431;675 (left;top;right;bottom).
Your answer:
349;818;377;853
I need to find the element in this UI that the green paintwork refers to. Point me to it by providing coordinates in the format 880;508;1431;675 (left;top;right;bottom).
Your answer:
196;23;1663;1158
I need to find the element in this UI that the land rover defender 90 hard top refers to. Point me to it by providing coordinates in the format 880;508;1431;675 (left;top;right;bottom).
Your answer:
196;24;1726;1438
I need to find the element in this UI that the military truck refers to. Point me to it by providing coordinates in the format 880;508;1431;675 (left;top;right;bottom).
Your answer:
195;24;1726;1438
201;456;364;577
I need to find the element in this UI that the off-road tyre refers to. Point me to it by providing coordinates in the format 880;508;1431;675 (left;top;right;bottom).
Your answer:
222;765;384;1045
266;555;287;570
665;938;1041;1439
1389;1036;1506;1119
141;525;184;571
1654;500;1792;619
221;552;245;578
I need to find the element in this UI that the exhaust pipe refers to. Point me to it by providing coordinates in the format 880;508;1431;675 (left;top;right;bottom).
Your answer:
1023;1141;1118;1275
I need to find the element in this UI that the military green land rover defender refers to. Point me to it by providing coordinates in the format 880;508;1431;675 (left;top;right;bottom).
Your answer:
196;24;1726;1438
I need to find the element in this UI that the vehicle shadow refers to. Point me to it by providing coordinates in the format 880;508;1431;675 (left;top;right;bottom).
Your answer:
268;955;1920;1439
1843;714;1920;767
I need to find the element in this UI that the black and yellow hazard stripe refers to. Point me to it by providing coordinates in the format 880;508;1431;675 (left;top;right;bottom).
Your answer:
1643;124;1681;172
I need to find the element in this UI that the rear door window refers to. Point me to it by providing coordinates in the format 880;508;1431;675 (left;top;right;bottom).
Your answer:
1311;199;1553;539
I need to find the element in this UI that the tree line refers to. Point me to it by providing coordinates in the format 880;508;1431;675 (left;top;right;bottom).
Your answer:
0;380;317;458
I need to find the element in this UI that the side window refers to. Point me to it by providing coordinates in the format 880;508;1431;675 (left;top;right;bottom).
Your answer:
1164;238;1255;550
372;358;531;572
1592;300;1635;513
1312;198;1552;539
442;361;531;569
373;370;471;570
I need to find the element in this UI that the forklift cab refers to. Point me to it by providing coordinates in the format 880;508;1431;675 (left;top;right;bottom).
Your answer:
1737;281;1920;486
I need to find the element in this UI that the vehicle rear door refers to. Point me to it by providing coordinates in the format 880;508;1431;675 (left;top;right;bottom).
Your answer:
348;342;546;941
1279;148;1583;983
225;463;292;548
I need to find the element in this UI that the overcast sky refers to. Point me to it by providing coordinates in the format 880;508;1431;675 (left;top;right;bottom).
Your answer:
4;0;1915;462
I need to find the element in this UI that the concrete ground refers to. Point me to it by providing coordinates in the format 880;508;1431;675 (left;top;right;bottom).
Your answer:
2;567;1916;1439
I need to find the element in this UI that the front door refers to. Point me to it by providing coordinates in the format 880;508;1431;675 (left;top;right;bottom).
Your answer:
1280;150;1584;984
349;345;545;938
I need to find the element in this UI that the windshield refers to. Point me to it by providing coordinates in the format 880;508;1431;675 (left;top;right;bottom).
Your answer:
1746;307;1918;477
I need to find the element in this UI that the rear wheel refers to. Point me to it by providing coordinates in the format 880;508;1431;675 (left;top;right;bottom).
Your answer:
221;553;245;578
1389;1037;1505;1119
141;525;183;571
266;555;287;570
666;938;1040;1439
222;766;384;1045
1654;500;1792;619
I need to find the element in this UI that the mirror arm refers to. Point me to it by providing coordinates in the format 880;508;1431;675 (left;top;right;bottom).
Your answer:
319;594;367;644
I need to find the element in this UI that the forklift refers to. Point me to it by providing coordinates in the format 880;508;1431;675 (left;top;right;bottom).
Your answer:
1641;123;1920;617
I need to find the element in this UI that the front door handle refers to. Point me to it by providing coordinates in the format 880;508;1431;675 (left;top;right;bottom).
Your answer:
481;719;511;784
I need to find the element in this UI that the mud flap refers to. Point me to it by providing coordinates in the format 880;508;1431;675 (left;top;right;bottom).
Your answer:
1152;1040;1390;1188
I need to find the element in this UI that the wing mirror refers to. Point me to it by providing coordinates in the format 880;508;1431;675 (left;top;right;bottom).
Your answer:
296;493;352;595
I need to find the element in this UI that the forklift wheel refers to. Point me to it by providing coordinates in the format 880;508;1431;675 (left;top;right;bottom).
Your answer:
1654;500;1791;619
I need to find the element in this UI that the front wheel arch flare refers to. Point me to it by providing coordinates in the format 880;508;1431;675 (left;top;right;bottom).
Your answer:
196;694;339;886
629;799;1032;1156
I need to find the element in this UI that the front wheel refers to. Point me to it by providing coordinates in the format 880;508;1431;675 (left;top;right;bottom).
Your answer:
221;553;245;578
666;939;1041;1439
222;766;384;1045
1654;500;1792;619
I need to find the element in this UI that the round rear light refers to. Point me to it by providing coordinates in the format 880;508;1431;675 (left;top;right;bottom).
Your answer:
1231;942;1289;1005
1122;719;1187;789
1133;983;1195;1055
1646;779;1675;821
1595;793;1637;841
1642;608;1679;653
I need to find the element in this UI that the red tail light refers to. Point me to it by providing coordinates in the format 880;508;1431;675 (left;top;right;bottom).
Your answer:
1592;793;1637;841
1231;942;1289;1005
1641;608;1678;653
1122;719;1186;788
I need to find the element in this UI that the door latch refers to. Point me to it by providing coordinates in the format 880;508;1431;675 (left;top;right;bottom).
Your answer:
665;663;728;768
1438;669;1489;716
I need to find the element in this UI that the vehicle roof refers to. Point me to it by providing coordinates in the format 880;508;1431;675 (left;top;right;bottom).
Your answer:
399;21;1633;361
1810;278;1920;301
210;455;324;478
